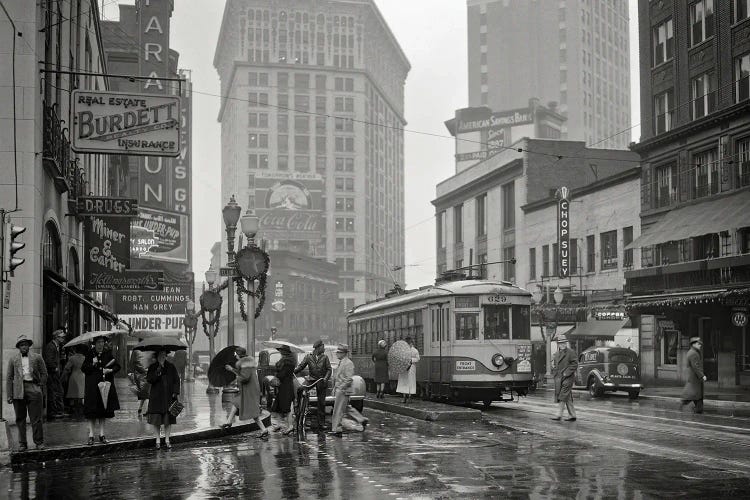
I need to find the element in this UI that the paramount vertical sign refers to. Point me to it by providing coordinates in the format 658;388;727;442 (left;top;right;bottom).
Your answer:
558;187;570;278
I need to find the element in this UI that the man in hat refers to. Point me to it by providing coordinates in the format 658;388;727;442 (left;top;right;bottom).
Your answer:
294;339;332;430
681;337;707;414
5;335;48;450
551;334;578;421
43;329;67;418
330;343;368;436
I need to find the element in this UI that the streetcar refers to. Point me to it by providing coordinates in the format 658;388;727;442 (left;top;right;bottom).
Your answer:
347;279;534;407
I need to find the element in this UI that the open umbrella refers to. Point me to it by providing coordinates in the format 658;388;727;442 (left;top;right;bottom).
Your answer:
128;329;183;339
133;336;187;352
208;345;246;387
388;340;413;374
262;340;305;354
63;330;122;349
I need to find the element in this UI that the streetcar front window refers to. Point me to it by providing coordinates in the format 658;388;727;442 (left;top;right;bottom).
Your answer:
456;313;478;340
512;305;531;340
484;305;510;340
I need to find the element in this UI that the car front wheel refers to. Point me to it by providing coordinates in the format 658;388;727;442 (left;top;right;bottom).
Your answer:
588;379;604;398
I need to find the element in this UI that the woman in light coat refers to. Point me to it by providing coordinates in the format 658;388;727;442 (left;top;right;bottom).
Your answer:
221;348;268;438
396;337;420;403
63;345;87;416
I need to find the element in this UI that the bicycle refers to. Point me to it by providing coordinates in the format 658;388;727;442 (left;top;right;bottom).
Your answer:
295;377;325;435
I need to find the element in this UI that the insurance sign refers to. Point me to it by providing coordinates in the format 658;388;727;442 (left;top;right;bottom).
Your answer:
71;90;180;156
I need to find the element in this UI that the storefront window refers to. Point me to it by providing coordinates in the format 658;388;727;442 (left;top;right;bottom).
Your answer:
662;330;678;365
455;313;478;340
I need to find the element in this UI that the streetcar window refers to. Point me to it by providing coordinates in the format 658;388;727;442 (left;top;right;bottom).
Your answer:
456;313;479;340
512;305;531;340
484;305;510;340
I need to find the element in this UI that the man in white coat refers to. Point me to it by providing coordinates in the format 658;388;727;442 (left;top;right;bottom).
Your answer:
396;337;420;403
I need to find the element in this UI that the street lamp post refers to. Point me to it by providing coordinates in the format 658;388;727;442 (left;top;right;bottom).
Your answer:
544;286;564;383
240;209;260;356
202;264;221;394
222;195;242;347
183;300;198;382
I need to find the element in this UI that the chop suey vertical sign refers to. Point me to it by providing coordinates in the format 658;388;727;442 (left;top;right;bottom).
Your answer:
558;187;570;278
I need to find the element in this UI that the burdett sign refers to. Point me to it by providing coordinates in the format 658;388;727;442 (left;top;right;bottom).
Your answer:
558;186;570;278
71;90;180;156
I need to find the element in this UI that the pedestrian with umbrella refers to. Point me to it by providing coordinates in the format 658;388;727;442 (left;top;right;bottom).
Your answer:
136;337;185;449
394;338;420;403
220;347;268;438
81;335;121;445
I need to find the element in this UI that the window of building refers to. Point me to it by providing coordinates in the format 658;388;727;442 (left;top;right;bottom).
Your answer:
552;243;559;276
502;181;515;229
503;247;515;282
587;234;595;272
655;163;677;207
249;133;268;149
652;18;673;66
248;153;268;170
278;72;289;88
736;53;750;102
315;116;326;134
693;148;719;198
476;194;487;237
455;313;478;340
600;230;618;270
294;95;309;112
249;92;269;108
278;94;288;108
736;0;750;22
484;306;510;340
690;0;714;46
529;247;536;280
315;74;326;91
249;112;268;128
315;156;326;174
692;72;716;119
278;155;288;171
570;238;578;275
294;155;309;172
454;204;463;244
654;90;674;134
334;117;354;132
737;137;750;187
294;135;309;154
662;329;678;365
294;115;309;133
277;114;288;132
542;244;550;277
294;73;309;90
436;211;446;249
316;136;327;153
315;96;326;114
334;137;354;152
623;227;633;269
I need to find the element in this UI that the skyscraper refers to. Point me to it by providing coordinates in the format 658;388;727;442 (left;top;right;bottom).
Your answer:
466;0;631;149
214;0;410;310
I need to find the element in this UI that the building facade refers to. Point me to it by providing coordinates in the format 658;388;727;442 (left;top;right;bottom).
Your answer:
466;0;631;149
626;0;750;388
0;0;115;373
213;0;410;311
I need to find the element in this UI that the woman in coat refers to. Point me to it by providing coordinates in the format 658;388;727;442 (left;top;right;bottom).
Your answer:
128;341;154;417
82;336;121;445
274;345;297;435
146;349;181;449
221;348;268;438
372;340;389;398
63;345;87;416
396;337;420;403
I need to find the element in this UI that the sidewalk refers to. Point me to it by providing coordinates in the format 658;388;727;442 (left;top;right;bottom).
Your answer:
364;394;482;421
2;378;270;466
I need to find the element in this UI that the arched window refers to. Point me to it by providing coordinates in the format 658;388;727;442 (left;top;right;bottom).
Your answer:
42;221;62;273
67;248;81;338
42;221;63;342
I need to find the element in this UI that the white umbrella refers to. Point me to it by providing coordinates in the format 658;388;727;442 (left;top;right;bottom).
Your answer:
98;381;111;409
63;330;122;349
388;340;413;374
263;340;305;354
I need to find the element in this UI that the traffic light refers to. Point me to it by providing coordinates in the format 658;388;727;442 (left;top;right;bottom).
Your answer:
3;222;26;274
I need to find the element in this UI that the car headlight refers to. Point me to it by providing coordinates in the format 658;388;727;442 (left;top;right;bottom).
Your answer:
492;353;505;367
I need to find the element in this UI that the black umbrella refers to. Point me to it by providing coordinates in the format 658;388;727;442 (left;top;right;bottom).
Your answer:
208;345;245;387
133;336;187;352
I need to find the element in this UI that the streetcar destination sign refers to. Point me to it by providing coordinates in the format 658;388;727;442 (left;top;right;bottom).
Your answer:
71;90;181;156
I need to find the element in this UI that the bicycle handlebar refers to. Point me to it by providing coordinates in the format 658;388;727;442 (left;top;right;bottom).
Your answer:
299;378;325;390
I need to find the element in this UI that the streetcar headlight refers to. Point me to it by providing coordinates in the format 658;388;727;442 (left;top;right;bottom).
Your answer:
492;353;505;367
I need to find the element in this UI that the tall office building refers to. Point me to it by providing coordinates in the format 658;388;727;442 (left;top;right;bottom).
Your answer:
214;0;410;310
467;0;631;149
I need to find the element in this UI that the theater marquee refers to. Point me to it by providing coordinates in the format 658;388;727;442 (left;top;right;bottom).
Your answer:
71;90;180;156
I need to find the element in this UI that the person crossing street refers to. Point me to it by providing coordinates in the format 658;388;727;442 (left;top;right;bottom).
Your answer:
330;344;368;436
294;339;332;430
551;335;578;422
681;337;707;414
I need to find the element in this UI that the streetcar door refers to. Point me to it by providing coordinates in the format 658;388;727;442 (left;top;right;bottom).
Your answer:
429;303;450;397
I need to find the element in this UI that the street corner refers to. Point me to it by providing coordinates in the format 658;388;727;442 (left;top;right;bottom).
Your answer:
364;394;482;422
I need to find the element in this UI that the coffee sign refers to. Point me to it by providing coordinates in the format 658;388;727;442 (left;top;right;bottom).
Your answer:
71;90;180;156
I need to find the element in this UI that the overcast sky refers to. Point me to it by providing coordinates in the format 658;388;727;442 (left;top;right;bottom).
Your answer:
102;0;640;290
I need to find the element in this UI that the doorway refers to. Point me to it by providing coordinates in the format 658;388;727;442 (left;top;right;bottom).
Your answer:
699;317;718;381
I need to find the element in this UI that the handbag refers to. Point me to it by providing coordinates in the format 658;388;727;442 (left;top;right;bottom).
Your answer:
168;399;184;418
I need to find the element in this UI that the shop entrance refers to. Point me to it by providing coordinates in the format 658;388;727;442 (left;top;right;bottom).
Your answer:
699;317;719;381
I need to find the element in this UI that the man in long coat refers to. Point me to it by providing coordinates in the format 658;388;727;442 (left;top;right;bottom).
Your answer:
551;335;578;421
330;344;367;436
43;329;67;418
681;337;706;414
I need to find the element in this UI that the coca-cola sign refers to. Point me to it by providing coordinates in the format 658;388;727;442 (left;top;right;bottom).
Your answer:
252;172;324;242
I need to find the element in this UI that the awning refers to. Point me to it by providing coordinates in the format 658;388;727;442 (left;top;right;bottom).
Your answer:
569;318;629;338
626;190;750;249
45;276;128;329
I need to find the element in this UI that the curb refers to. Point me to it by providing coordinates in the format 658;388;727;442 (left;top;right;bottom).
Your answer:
364;398;482;421
7;412;272;466
539;386;750;410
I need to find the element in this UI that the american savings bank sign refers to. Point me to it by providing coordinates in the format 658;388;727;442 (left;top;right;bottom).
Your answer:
71;90;180;157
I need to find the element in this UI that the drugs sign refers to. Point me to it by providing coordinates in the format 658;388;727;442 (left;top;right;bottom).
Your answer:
71;90;180;156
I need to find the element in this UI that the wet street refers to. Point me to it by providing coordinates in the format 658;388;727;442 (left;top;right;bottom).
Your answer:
4;391;750;499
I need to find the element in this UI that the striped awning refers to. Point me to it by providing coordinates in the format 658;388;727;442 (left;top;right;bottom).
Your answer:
627;190;750;249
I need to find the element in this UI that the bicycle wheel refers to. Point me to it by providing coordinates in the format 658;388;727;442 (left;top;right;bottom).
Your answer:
296;395;309;433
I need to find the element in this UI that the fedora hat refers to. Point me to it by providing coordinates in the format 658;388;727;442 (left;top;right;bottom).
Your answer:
690;336;703;345
15;334;33;348
276;344;291;353
335;343;349;354
555;334;569;343
313;339;325;349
